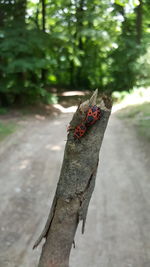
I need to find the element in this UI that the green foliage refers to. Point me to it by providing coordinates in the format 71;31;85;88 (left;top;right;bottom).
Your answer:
0;108;8;115
0;122;17;141
0;0;149;106
38;89;58;104
0;25;51;104
136;45;150;87
112;90;129;102
118;102;150;140
112;86;150;102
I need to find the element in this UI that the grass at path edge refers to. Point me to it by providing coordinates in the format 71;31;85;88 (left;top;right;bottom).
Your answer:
0;122;17;141
118;102;150;141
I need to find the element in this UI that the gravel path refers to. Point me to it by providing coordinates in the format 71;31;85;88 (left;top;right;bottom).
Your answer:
0;112;149;267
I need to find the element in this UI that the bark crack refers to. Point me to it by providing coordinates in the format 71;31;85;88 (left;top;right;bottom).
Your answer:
77;161;98;234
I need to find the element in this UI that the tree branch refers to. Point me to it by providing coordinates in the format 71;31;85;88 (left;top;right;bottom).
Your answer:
33;90;112;267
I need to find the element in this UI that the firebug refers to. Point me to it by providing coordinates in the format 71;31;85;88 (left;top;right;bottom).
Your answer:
85;105;101;126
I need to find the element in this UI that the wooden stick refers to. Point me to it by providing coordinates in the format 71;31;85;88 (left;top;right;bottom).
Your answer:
33;90;112;267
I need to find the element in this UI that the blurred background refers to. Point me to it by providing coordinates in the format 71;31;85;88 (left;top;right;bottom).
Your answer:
0;0;150;267
0;0;150;104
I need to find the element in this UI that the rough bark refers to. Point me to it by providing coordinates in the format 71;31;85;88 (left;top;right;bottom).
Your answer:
33;90;112;267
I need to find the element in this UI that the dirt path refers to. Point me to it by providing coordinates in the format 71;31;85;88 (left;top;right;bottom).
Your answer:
0;112;150;267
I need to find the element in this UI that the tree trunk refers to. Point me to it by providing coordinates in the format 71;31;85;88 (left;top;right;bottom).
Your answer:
35;1;40;29
68;1;75;88
33;90;112;267
41;0;46;84
135;0;143;44
14;0;27;25
41;0;46;32
75;0;85;87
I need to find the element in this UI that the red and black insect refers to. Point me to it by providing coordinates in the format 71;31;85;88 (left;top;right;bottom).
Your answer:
85;105;101;126
73;123;87;139
67;105;101;141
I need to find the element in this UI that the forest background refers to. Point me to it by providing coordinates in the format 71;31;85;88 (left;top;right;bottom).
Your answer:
0;0;149;106
0;2;150;266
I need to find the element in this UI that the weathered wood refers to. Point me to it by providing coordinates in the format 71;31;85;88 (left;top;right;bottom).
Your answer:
34;90;112;267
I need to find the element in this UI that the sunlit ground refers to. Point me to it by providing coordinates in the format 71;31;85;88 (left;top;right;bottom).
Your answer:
54;87;150;114
112;87;150;113
53;104;77;113
0;88;149;267
60;91;87;96
113;87;150;141
0;87;149;142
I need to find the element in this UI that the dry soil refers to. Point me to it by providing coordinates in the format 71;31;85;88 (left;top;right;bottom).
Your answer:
0;112;150;267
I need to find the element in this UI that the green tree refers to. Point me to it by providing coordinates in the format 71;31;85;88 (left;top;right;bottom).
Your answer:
0;0;149;106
